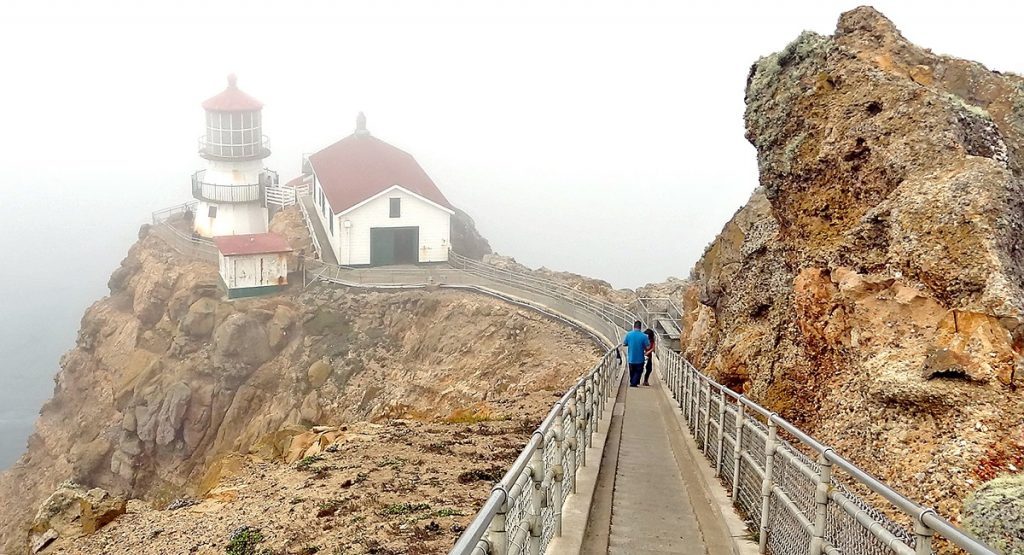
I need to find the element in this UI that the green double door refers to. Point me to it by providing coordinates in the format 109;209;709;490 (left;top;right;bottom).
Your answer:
370;226;419;266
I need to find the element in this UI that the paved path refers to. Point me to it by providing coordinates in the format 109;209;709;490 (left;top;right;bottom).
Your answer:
607;373;709;554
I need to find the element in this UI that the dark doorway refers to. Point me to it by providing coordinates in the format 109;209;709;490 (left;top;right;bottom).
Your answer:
370;226;419;265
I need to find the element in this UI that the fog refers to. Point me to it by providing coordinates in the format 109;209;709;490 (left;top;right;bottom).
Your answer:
0;0;1022;467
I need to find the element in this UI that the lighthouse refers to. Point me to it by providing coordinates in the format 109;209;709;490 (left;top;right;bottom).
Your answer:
191;74;277;237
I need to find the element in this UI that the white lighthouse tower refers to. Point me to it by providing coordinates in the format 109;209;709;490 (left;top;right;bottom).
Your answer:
191;74;277;237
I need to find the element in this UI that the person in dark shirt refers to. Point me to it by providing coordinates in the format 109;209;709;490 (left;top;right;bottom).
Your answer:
643;327;656;386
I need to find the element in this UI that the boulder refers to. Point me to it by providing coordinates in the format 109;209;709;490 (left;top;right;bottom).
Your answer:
267;305;296;351
30;483;126;544
213;313;273;376
963;475;1024;554
307;359;333;388
180;297;218;338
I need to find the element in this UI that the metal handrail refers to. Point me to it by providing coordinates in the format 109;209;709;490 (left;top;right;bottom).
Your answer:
448;250;995;554
296;194;323;261
658;343;999;555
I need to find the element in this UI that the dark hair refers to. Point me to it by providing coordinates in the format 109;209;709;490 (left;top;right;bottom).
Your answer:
633;320;642;329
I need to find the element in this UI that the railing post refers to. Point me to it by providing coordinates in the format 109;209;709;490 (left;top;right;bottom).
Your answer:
703;378;712;456
732;401;744;500
716;386;726;477
683;365;693;423
575;386;587;468
527;432;545;555
552;407;566;539
810;451;832;555
564;397;578;496
696;376;703;445
485;486;509;555
587;374;597;446
676;357;683;401
914;510;935;555
759;417;778;554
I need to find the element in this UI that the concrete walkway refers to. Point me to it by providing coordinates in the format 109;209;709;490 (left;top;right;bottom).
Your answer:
607;375;708;554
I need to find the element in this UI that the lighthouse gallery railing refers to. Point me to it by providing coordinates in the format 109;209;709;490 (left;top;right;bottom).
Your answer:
445;252;997;555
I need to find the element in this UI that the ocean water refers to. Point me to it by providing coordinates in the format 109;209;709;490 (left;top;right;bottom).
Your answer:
0;173;184;470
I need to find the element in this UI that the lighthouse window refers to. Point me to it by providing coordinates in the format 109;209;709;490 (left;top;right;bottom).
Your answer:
208;205;218;218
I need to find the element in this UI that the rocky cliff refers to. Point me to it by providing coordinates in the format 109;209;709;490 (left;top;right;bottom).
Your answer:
0;212;601;554
680;6;1024;537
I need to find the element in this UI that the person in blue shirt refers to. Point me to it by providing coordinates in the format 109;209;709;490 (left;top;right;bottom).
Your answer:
622;320;651;387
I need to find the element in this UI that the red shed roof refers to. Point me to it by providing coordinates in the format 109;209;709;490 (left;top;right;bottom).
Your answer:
213;233;292;256
308;123;453;215
202;74;264;112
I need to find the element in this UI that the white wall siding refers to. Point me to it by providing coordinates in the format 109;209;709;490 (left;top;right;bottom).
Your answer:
336;189;451;265
220;252;289;290
194;200;268;237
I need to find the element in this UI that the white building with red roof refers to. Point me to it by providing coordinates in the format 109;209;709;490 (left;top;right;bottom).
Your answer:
191;74;278;238
304;113;455;265
213;233;292;298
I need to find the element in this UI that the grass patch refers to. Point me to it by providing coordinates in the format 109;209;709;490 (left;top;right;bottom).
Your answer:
225;526;264;555
316;499;345;518
296;455;325;471
431;507;464;518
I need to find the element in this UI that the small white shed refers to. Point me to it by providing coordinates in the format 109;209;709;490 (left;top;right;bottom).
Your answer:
213;233;293;298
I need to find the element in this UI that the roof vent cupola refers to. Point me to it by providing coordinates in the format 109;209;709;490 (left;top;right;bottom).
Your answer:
355;111;370;137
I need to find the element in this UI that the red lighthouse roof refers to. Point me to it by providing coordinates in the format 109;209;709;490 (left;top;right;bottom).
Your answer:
308;114;454;215
202;74;264;112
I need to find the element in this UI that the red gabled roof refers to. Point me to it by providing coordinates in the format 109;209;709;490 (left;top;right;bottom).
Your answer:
308;132;453;214
202;74;264;112
213;233;292;256
284;174;311;188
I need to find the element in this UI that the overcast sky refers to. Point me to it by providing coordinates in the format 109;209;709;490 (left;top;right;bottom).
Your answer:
2;1;1023;290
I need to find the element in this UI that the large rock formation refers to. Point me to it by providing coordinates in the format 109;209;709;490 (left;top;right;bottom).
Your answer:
451;208;493;260
0;222;600;553
681;7;1024;525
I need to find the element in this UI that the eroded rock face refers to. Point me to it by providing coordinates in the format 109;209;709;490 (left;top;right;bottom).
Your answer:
0;223;601;554
681;6;1024;523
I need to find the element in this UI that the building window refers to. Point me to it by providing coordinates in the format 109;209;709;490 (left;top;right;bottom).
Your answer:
389;198;401;218
208;205;218;218
329;214;334;235
204;110;263;158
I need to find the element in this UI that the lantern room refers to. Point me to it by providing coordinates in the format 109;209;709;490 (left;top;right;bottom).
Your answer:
199;74;270;161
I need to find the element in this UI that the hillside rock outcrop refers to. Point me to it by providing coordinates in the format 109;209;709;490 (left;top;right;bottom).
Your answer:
681;6;1024;525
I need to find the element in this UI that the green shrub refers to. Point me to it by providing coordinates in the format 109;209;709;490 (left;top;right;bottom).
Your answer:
225;526;265;555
